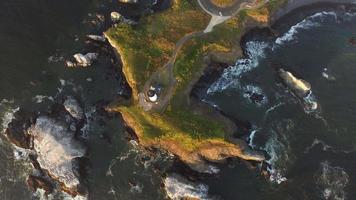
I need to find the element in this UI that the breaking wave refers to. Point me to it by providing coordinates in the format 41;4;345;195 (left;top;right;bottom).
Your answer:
207;41;269;95
316;161;349;200
0;99;18;133
263;119;295;184
164;174;212;200
275;11;356;46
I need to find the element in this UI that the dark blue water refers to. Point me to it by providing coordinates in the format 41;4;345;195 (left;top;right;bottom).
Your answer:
205;6;356;200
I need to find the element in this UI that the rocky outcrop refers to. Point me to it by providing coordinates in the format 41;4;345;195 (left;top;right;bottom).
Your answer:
164;173;211;200
278;69;311;98
27;175;54;195
27;116;87;192
110;11;137;25
86;34;106;42
63;96;84;120
118;0;139;4
66;53;98;67
5;109;35;149
278;68;318;111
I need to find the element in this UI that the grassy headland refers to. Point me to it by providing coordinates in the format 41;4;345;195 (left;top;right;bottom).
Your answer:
105;0;287;171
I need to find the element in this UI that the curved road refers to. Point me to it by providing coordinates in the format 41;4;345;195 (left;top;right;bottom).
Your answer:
139;0;264;112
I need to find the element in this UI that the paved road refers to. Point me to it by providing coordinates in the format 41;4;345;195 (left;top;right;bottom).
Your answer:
139;0;263;112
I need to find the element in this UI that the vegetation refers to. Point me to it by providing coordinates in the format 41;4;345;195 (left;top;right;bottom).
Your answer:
106;0;287;151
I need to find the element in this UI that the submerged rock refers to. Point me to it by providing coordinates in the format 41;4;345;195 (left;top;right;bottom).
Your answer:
27;175;54;195
66;53;98;67
349;36;356;46
4;109;35;149
63;96;84;120
164;174;211;200
27;116;87;193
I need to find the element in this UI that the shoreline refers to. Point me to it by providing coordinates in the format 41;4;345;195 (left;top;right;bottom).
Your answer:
105;0;356;176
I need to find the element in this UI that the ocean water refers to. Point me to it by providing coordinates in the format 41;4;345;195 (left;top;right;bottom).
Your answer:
1;1;356;200
204;5;356;200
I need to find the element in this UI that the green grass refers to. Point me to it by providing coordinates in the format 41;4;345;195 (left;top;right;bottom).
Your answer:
107;0;287;149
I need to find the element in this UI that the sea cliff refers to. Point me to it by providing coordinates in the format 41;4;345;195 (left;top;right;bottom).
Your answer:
105;0;287;173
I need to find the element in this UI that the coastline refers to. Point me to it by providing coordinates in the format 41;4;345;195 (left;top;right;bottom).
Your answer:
105;0;356;175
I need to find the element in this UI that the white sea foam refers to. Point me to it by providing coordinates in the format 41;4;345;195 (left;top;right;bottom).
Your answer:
242;85;268;106
274;11;356;47
264;134;288;184
316;161;349;200
263;120;295;184
129;182;143;193
208;41;269;96
32;95;54;103
164;174;212;200
80;107;95;139
0;103;19;133
33;188;88;200
248;128;259;148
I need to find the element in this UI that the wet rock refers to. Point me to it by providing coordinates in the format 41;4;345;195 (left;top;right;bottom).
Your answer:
118;0;139;3
164;173;211;200
111;12;122;23
278;68;318;111
278;68;311;98
27;116;87;194
63;96;84;120
110;11;137;25
27;175;54;195
4;109;35;149
66;53;98;67
349;36;356;46
86;34;106;42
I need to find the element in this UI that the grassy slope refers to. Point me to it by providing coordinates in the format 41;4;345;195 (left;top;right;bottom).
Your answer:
106;0;286;151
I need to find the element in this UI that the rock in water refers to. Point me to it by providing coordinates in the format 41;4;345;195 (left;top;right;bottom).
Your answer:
164;174;211;200
5;109;35;149
111;12;122;23
27;175;54;195
86;34;106;42
278;68;311;98
66;53;98;67
110;11;137;25
118;0;138;4
63;96;84;120
278;68;318;111
27;116;87;192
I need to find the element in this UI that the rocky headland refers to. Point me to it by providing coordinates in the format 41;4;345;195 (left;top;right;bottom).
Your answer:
104;0;356;182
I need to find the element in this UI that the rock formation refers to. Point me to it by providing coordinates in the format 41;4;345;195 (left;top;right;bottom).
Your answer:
27;116;87;193
164;174;211;200
63;96;84;120
66;53;98;67
278;68;311;98
278;68;318;111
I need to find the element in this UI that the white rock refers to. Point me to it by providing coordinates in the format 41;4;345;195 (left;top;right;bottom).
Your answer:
73;53;98;67
279;68;311;98
86;35;106;42
63;96;84;120
111;12;122;23
27;116;86;190
164;174;211;200
118;0;138;4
